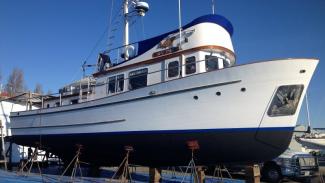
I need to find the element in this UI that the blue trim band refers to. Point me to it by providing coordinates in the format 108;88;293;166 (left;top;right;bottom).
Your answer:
184;14;233;36
137;14;233;58
11;127;294;137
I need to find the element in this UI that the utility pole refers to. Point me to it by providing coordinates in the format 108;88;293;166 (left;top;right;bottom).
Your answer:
0;119;7;170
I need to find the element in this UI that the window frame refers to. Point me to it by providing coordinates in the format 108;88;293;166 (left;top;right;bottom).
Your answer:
108;76;116;94
128;68;148;90
267;85;304;117
185;56;196;75
107;74;125;95
167;60;180;78
205;55;220;72
116;74;124;92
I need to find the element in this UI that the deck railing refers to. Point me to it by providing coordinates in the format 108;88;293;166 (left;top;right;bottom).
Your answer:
25;53;230;110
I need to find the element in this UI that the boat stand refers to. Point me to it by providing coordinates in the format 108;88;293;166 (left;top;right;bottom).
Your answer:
180;140;204;183
213;165;232;181
109;145;134;183
149;167;162;183
245;164;261;183
318;170;325;183
59;144;87;182
18;146;43;177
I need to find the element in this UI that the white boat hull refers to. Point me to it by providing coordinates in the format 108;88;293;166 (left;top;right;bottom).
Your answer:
9;58;318;166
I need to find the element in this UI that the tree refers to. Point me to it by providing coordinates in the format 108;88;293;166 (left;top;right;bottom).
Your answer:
34;83;43;94
5;68;25;96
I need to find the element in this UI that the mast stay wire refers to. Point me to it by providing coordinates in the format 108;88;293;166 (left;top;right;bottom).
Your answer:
85;0;123;62
69;1;123;82
107;0;125;49
140;16;145;40
107;0;115;47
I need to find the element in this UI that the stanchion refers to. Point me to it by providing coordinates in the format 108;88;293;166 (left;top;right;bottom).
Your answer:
59;144;88;182
213;164;233;181
181;140;204;183
18;146;42;177
109;145;134;183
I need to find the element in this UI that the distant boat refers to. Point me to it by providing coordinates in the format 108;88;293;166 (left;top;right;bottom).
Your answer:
295;133;325;149
9;0;319;167
295;94;325;150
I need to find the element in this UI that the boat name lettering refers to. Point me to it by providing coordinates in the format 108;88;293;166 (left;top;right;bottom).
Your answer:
152;47;179;57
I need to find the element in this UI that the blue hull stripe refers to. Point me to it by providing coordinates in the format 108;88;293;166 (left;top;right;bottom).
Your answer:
10;127;295;137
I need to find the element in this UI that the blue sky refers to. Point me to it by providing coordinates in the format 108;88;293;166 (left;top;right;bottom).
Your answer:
0;0;324;127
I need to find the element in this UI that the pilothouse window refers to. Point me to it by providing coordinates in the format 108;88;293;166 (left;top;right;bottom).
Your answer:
223;59;231;68
205;55;219;71
168;61;179;78
129;68;148;90
185;56;196;75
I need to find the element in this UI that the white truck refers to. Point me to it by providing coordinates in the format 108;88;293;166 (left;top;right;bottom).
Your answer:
262;149;319;182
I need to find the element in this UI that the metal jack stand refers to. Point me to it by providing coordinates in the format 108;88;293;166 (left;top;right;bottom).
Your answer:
18;147;42;176
181;140;203;183
213;165;232;182
18;146;44;182
110;146;134;183
59;144;87;182
319;170;325;183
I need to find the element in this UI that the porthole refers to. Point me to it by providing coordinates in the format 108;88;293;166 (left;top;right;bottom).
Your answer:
300;69;306;74
193;95;199;100
241;88;246;92
216;91;221;96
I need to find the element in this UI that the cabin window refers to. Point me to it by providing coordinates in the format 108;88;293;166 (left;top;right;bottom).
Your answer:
168;61;179;78
108;76;116;94
267;85;304;117
185;56;196;75
205;55;219;71
117;74;124;92
70;99;78;104
55;102;60;107
223;59;231;68
46;104;50;108
129;68;148;90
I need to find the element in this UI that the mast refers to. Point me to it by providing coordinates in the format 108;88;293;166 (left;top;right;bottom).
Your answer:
121;0;148;60
124;0;129;60
178;0;182;49
212;0;215;14
305;93;311;133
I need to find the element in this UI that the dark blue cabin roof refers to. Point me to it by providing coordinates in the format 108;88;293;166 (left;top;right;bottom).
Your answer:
137;14;233;57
